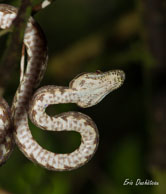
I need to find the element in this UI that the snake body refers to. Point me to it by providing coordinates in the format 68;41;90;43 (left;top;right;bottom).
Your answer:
0;3;125;170
0;98;13;165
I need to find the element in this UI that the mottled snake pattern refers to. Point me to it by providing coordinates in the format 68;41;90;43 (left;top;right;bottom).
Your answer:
0;1;125;170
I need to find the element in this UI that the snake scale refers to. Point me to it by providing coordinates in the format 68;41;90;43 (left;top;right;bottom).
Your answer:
0;1;125;171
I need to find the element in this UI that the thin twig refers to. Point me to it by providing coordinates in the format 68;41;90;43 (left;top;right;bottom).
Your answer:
0;28;12;37
32;0;56;15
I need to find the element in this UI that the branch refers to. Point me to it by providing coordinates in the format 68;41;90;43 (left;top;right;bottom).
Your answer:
0;0;33;89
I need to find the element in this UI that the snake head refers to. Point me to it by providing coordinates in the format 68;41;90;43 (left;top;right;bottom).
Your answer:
69;70;125;108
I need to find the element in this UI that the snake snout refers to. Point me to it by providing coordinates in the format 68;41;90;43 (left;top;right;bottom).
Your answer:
118;70;125;83
112;70;125;82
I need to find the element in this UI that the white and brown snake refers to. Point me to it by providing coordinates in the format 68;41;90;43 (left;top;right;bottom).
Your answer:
0;1;125;171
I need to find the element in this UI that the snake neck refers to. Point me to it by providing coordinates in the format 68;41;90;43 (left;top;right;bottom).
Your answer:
32;86;80;104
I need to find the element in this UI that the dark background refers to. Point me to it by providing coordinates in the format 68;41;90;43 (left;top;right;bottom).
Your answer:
0;0;165;193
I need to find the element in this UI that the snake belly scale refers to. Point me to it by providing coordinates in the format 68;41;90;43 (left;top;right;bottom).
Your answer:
0;2;125;170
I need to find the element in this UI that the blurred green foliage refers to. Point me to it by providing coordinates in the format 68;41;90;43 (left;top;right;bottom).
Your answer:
0;0;165;194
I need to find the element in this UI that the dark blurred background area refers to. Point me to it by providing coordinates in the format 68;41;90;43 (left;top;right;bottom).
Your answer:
0;0;165;193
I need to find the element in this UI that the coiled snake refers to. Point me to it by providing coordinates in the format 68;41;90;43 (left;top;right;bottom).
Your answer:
0;2;125;171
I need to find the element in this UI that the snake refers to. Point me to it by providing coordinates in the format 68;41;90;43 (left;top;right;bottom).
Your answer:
0;2;125;171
